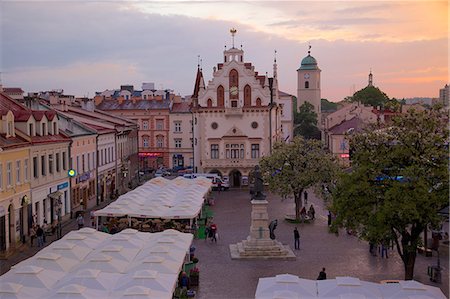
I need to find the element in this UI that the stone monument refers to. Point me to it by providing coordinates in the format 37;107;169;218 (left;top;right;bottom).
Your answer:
229;166;295;260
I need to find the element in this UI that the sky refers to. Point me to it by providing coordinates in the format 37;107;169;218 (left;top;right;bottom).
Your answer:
0;1;448;102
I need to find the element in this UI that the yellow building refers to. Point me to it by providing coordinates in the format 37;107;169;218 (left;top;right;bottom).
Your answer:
0;109;32;256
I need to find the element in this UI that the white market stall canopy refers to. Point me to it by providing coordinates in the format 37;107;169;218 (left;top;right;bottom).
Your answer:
0;228;193;299
93;177;212;219
255;274;446;299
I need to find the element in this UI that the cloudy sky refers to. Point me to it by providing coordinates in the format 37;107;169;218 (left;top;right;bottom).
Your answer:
1;1;448;102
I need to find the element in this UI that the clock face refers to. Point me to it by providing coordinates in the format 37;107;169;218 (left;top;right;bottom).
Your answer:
230;86;238;96
304;73;310;79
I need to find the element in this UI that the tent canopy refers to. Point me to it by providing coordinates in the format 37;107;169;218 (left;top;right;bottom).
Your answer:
94;177;211;220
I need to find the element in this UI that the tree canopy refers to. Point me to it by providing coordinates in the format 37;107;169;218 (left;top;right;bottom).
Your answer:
260;136;340;220
347;86;390;108
293;102;321;140
321;98;338;112
331;107;449;279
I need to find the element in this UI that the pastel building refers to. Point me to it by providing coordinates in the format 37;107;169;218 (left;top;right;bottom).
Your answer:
191;30;288;186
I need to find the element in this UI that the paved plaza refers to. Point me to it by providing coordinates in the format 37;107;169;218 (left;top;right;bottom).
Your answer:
193;189;449;299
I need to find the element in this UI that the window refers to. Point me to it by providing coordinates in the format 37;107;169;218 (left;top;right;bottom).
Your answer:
42;123;46;135
76;156;80;173
55;153;60;172
92;152;95;168
156;119;164;130
0;164;2;189
231;100;238;108
251;144;260;159
7;122;13;136
24;159;29;181
244;85;251;107
53;122;57;135
211;144;219;159
7;162;12;186
16;161;21;184
33;157;38;178
82;154;86;172
87;153;90;170
256;98;262;107
62;152;67;170
229;69;239;100
217;86;224;107
175;139;182;148
29;123;34;136
41;156;46;176
143;136;149;148
156;136;164;148
207;99;212;108
49;154;53;174
142;120;149;130
305;81;309;89
174;121;181;132
229;144;243;159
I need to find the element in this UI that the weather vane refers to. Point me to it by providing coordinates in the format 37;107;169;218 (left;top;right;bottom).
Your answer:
230;28;237;48
308;43;311;55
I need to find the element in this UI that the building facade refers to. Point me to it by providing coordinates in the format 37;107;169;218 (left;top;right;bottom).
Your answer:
297;49;321;120
169;99;194;169
191;33;285;186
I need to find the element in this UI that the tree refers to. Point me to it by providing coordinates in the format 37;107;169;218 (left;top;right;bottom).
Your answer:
347;86;389;108
321;98;338;112
294;102;321;140
260;136;340;220
331;107;449;280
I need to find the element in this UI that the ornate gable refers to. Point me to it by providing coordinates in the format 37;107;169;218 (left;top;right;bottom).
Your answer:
223;125;246;137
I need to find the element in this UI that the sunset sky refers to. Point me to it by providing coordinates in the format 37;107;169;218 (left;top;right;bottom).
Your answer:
1;1;448;102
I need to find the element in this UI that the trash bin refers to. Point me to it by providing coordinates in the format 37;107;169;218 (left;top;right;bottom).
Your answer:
428;265;442;283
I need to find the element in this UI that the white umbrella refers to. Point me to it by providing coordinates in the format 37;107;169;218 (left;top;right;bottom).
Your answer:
255;274;318;299
317;277;383;299
46;283;109;299
46;241;93;261
16;252;79;272
113;270;177;295
75;253;129;274
53;269;120;292
0;282;49;299
379;280;447;299
127;256;182;274
2;266;63;289
110;285;172;299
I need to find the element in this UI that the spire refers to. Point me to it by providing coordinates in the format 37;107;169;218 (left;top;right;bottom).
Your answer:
264;72;269;88
368;69;373;87
273;50;278;78
192;64;204;100
308;43;311;56
230;28;237;48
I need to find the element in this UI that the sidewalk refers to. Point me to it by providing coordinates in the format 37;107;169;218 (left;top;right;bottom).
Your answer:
0;198;113;276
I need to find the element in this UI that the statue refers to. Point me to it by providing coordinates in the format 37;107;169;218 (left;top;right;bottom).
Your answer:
269;219;278;240
251;165;266;200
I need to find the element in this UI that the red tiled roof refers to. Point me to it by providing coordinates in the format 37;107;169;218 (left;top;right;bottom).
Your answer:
0;133;29;149
31;134;70;144
32;110;45;121
329;117;365;135
3;88;24;94
171;102;191;113
0;92;29;113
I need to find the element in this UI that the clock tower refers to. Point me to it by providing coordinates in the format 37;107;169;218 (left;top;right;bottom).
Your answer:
297;47;321;118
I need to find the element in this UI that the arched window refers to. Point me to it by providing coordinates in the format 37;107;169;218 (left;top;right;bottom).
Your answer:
156;135;164;148
217;86;224;107
305;81;309;89
142;135;149;148
207;99;212;108
256;98;262;107
244;85;252;107
229;69;239;100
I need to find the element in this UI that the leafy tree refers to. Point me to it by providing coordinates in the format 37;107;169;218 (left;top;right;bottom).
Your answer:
331;107;449;280
294;102;321;140
260;136;340;220
321;98;338;112
347;86;389;108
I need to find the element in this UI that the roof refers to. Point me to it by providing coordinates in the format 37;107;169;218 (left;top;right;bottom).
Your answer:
191;67;204;99
278;90;294;97
171;102;191;113
96;99;170;110
3;87;24;94
329;117;365;134
0;133;30;149
298;54;319;70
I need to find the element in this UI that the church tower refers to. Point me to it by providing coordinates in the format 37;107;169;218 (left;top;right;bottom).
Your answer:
297;47;321;117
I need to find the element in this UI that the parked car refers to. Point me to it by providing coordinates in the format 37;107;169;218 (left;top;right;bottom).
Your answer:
155;170;164;177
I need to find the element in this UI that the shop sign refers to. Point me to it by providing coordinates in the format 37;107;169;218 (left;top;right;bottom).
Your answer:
340;154;350;158
79;172;91;182
57;182;69;190
139;152;163;157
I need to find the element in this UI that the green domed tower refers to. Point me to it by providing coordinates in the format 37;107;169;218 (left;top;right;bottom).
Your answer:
297;47;321;118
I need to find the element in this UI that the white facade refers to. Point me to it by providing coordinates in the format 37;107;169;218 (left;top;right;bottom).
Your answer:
192;42;285;186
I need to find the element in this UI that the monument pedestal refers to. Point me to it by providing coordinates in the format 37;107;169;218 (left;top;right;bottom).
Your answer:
229;200;295;260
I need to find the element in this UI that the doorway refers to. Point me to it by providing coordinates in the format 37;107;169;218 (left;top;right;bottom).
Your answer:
229;169;242;187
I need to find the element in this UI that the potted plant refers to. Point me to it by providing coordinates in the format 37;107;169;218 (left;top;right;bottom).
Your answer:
189;267;199;286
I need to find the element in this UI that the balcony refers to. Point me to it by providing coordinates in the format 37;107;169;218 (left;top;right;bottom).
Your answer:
202;159;258;169
224;107;243;117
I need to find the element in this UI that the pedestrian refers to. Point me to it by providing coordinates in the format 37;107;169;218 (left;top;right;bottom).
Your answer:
217;181;222;193
381;242;388;258
204;226;210;242
294;227;300;250
77;214;84;229
210;223;217;243
327;211;332;226
42;220;48;243
30;224;36;247
309;204;315;220
179;271;190;290
317;267;327;280
36;225;44;247
304;190;308;205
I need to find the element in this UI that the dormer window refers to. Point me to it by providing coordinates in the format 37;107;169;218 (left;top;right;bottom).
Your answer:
29;123;34;136
42;123;47;136
7;121;13;137
53;122;57;135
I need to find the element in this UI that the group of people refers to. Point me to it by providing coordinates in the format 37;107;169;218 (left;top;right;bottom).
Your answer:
30;220;53;247
369;241;391;258
299;204;316;221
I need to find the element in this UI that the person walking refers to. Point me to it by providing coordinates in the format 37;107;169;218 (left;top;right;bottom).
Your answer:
317;268;327;280
77;214;84;229
303;190;308;206
30;224;36;247
36;225;44;247
210;223;218;243
294;227;300;250
381;242;389;258
309;204;316;220
327;211;332;226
